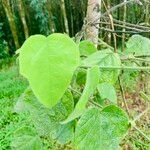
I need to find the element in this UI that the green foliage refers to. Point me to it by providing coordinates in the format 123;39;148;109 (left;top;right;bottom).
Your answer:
0;66;28;99
125;35;150;55
30;0;50;35
12;34;150;149
81;49;121;84
11;126;43;150
0;65;28;150
79;40;97;56
97;82;117;104
0;23;9;59
19;33;79;108
14;88;74;145
76;68;86;86
74;106;129;150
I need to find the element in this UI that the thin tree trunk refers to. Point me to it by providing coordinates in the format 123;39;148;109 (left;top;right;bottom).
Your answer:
106;1;111;45
102;0;117;52
85;0;101;47
61;0;69;34
17;0;29;39
122;0;127;51
49;0;66;33
46;0;55;33
145;1;150;25
2;0;20;49
64;0;74;36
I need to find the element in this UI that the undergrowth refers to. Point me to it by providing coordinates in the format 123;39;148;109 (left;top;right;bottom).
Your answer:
0;64;28;150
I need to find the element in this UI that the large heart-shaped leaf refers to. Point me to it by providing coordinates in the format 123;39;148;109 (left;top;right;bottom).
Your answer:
75;105;129;150
19;33;79;108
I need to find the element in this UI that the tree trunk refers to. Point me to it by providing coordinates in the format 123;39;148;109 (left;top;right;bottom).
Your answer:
106;0;111;45
145;1;150;25
122;0;127;51
2;0;20;49
17;0;29;39
61;0;69;34
85;0;101;47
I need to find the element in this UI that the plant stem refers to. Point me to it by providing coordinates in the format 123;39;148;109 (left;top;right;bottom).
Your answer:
133;125;150;142
135;54;150;58
133;107;150;122
108;17;150;30
80;65;150;71
69;87;82;95
118;76;130;117
122;0;127;51
89;100;103;108
98;21;147;32
102;0;135;17
121;57;150;63
69;87;102;108
102;0;117;52
98;38;114;50
97;27;150;34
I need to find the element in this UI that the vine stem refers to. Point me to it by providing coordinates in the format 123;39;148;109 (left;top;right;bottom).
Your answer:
92;0;140;26
132;125;150;142
121;57;150;63
118;76;130;117
105;17;150;30
135;54;150;58
133;107;150;122
102;0;117;52
97;21;148;32
118;77;150;142
69;87;102;108
102;0;136;17
69;87;82;96
89;100;103;108
80;65;150;71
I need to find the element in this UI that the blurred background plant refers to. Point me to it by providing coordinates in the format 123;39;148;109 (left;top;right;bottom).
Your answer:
0;23;9;59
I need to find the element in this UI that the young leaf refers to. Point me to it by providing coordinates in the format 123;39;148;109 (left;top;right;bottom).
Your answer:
62;65;99;124
125;35;150;55
19;33;79;108
81;49;121;84
75;105;129;150
79;40;97;56
97;82;117;104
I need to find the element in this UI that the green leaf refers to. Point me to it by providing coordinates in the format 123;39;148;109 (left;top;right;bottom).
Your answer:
81;49;121;84
97;82;117;104
79;40;97;56
15;88;74;144
75;105;129;150
62;66;99;124
11;126;42;150
19;33;79;108
76;69;87;86
125;35;150;55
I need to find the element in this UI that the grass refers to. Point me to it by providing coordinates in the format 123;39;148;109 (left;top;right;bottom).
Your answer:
0;63;54;150
0;64;28;150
